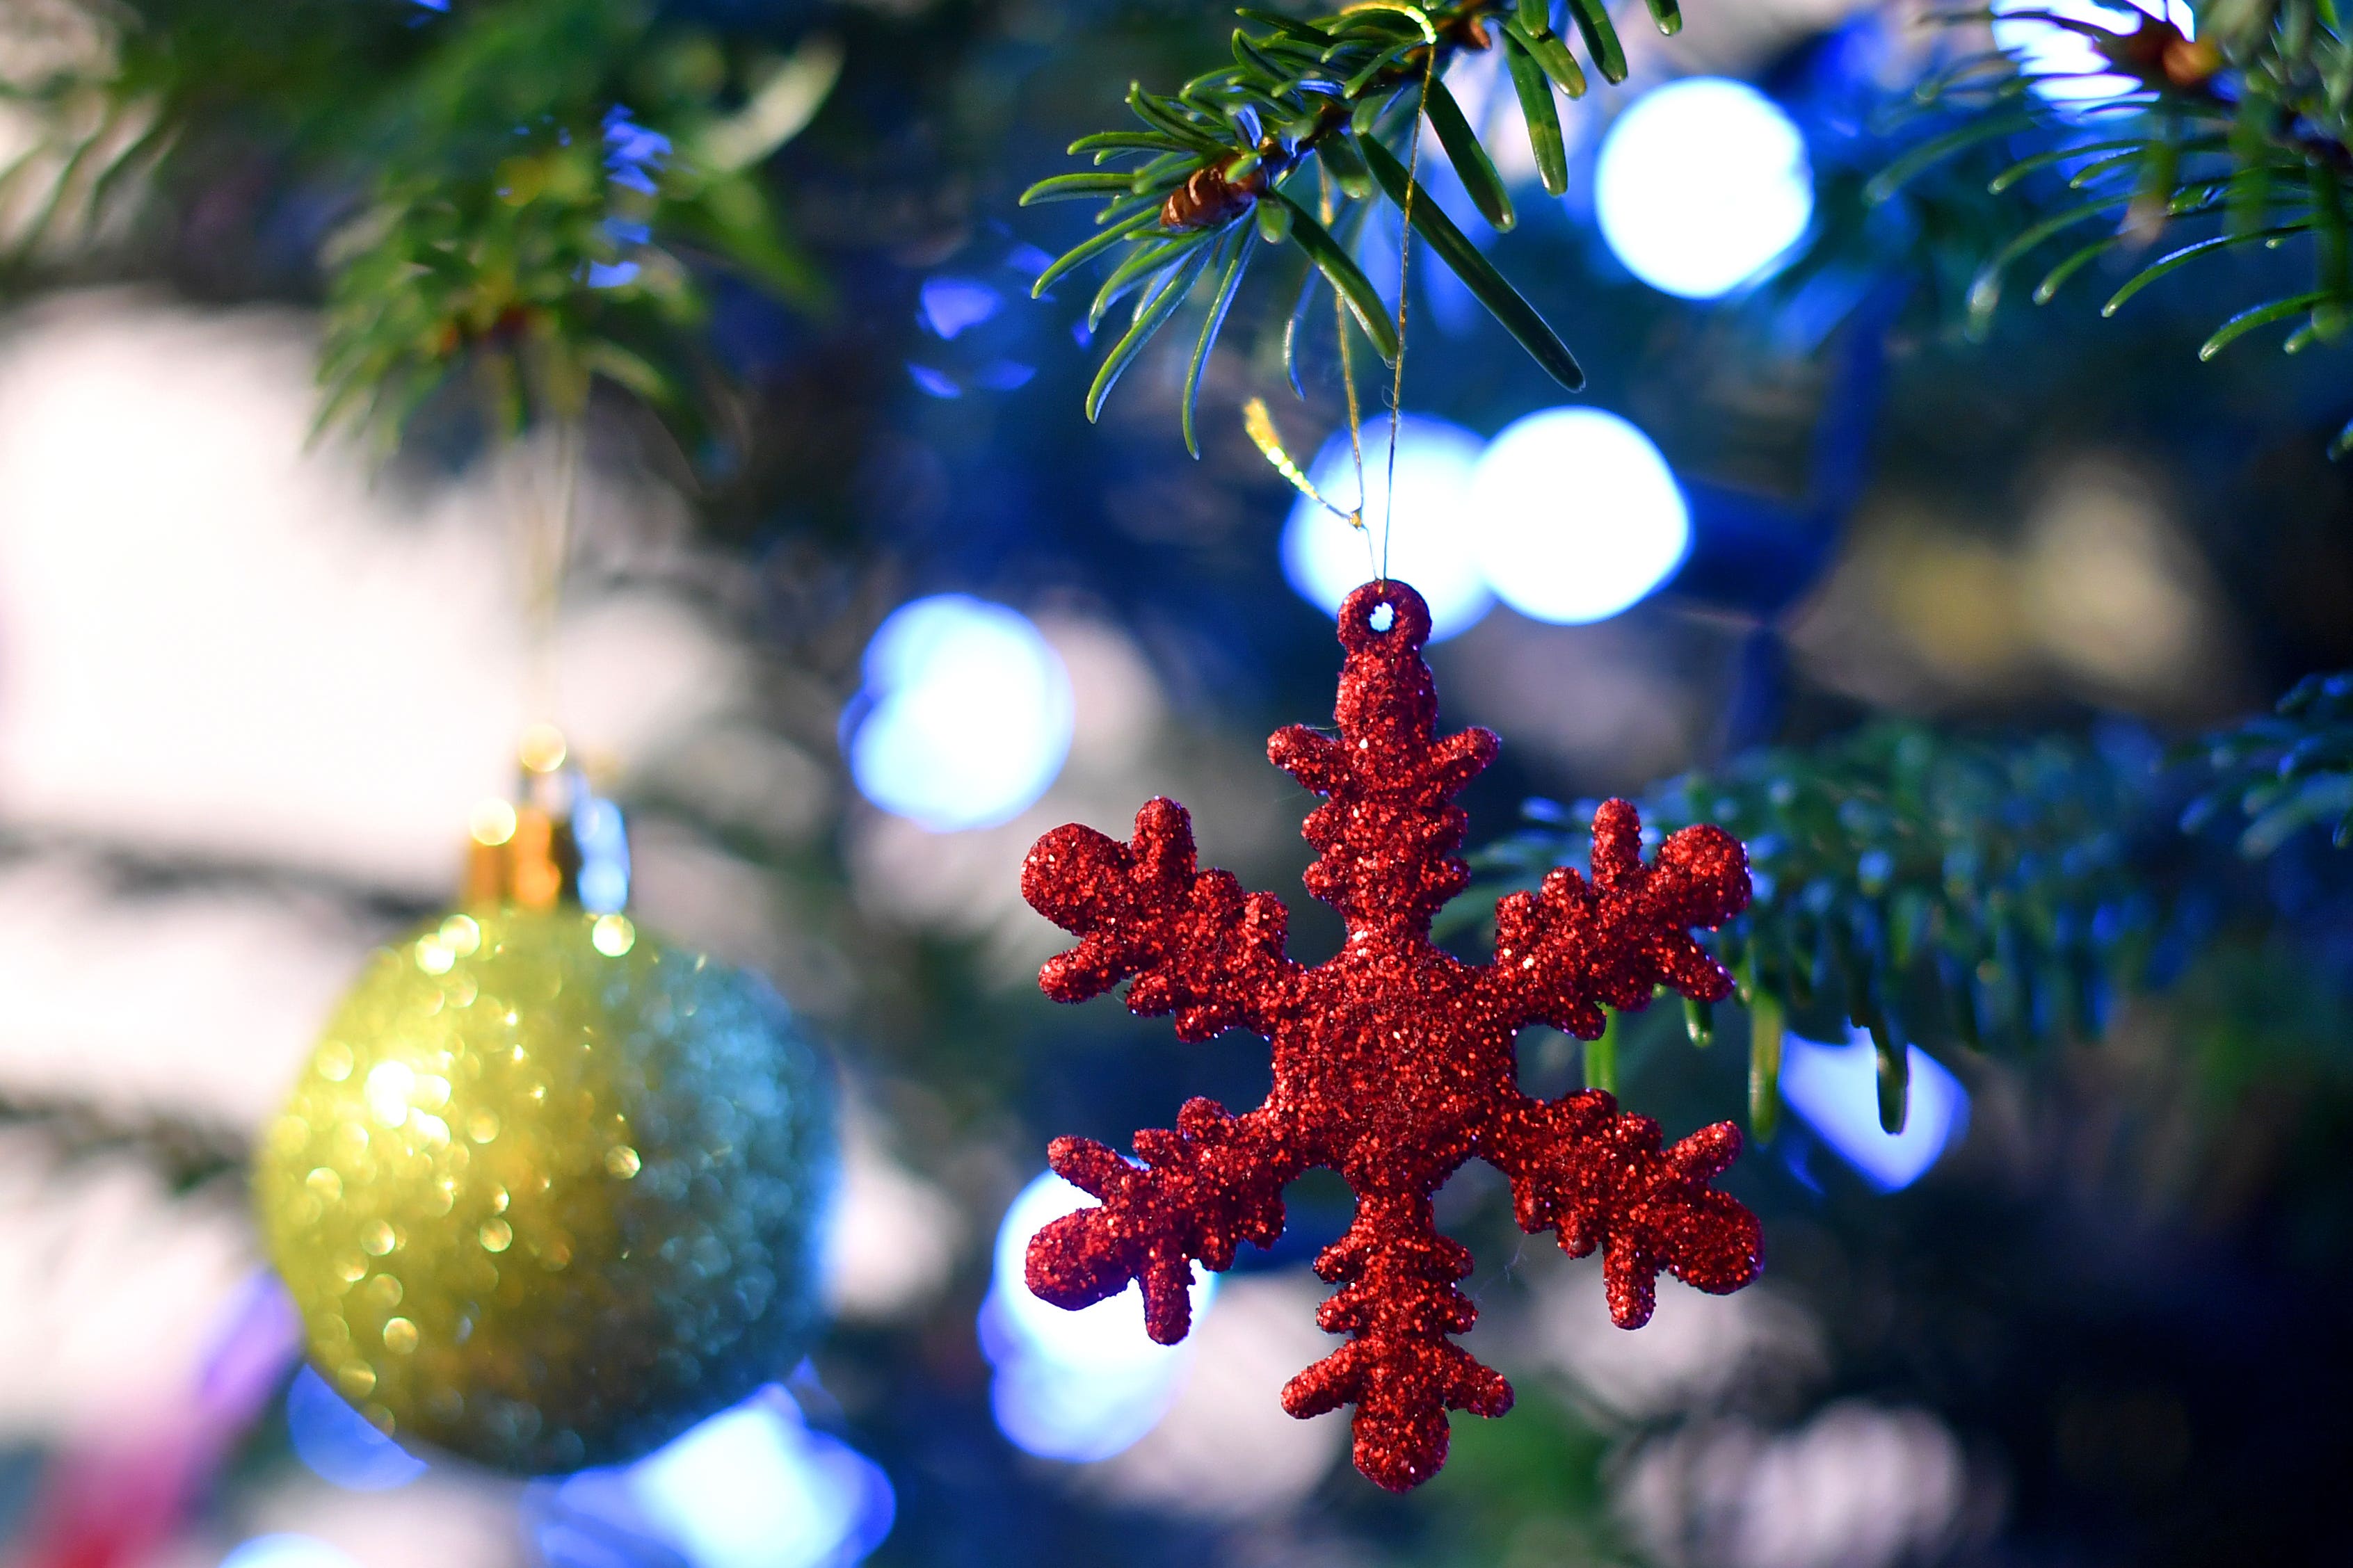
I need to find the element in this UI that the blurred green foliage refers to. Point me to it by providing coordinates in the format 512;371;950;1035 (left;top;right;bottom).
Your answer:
3;0;833;448
1461;679;2353;1142
1862;2;2353;448
2186;668;2353;850
1471;725;2155;1136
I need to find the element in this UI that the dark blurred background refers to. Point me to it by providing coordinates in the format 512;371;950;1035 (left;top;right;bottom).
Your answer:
0;1;2348;1567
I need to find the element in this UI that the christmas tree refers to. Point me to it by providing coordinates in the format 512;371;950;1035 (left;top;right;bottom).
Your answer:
0;1;2347;1567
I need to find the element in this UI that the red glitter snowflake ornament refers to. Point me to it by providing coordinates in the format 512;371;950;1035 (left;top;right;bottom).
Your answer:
1018;581;1764;1492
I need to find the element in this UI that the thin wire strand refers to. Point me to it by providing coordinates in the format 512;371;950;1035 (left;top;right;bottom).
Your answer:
522;418;583;725
1319;160;1375;579
1382;33;1438;584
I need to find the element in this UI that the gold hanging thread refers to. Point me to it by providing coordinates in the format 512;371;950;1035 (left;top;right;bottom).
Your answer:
1245;398;1360;526
1242;4;1434;582
1381;18;1438;582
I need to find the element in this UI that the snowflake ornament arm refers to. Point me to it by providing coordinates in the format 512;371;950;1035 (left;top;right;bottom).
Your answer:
1277;1188;1513;1489
1479;797;1762;1329
1027;1098;1299;1343
1019;580;1762;1492
1488;1090;1758;1329
1020;796;1306;1341
1021;795;1299;1040
1488;795;1751;1037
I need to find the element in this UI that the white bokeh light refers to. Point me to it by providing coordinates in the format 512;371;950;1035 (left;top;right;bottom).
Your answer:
1468;407;1689;624
220;1538;362;1568
625;1392;895;1568
846;595;1074;832
1280;417;1491;640
1992;0;2193;109
980;1169;1216;1463
1594;78;1813;300
1778;1030;1970;1192
0;298;753;898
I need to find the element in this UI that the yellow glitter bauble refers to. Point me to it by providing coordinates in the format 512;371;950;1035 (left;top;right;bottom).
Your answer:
256;905;837;1474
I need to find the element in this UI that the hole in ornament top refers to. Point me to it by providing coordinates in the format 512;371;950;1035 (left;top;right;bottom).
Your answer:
1336;581;1431;654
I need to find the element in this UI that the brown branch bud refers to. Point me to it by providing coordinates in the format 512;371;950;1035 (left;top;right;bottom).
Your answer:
1162;163;1264;230
2104;14;2221;93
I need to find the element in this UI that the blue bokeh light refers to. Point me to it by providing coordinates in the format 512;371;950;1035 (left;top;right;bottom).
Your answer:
1778;1030;1970;1192
906;364;961;399
602;106;670;197
845;595;1073;832
574;793;630;914
980;1170;1216;1463
919;277;1003;340
1991;1;2193;109
1594;78;1813;300
285;1366;428;1492
1280;417;1491;640
969;360;1035;391
220;1538;361;1568
1468;407;1689;624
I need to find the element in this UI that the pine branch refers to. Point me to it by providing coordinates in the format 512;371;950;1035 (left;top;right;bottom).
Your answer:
1468;725;2157;1135
1024;0;1673;432
1852;4;2353;448
313;3;835;451
1463;665;2353;1138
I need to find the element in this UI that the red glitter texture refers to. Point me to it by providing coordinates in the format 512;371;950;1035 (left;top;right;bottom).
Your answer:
1020;581;1762;1492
